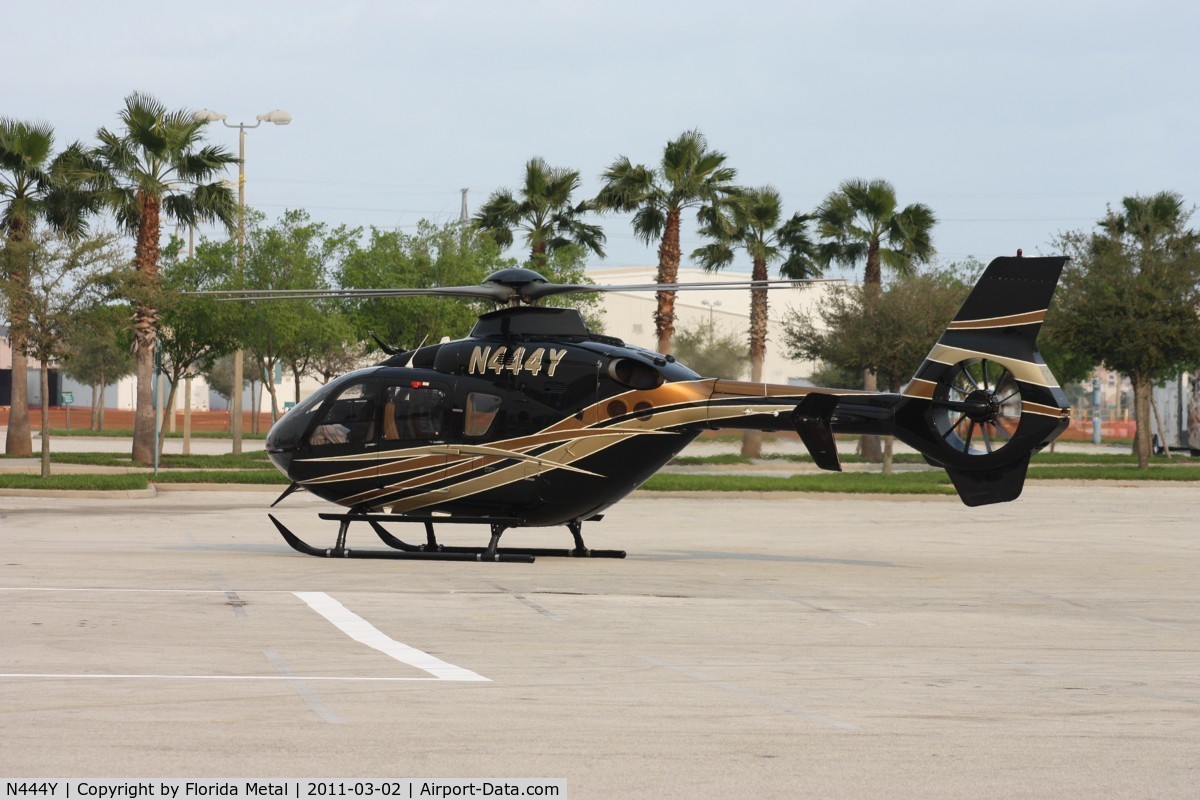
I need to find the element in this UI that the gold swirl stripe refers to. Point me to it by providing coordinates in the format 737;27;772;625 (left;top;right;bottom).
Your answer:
947;309;1047;330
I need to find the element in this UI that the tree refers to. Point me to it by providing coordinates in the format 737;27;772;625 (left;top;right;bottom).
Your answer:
308;323;368;385
1037;303;1099;444
692;186;821;456
812;178;937;460
595;130;739;354
153;236;242;449
284;309;362;399
1;118;101;455
203;351;253;408
475;157;606;271
236;210;357;421
0;229;121;476
340;221;513;352
785;267;970;473
673;319;746;380
60;304;134;430
93;92;237;465
1053;192;1200;467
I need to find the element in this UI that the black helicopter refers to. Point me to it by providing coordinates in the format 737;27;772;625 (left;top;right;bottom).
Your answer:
235;255;1070;562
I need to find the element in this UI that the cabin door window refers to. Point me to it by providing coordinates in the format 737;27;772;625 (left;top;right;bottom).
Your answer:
464;392;502;437
380;384;448;442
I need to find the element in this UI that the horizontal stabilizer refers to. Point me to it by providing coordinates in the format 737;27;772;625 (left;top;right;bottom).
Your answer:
792;394;842;472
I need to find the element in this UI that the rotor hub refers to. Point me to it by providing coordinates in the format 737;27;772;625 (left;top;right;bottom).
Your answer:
482;268;550;306
963;388;1001;423
931;358;1023;457
483;268;548;288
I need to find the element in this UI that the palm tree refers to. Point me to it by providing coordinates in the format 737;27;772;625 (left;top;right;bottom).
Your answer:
475;157;606;271
595;130;738;354
1;119;101;456
1099;191;1187;253
815;178;936;287
94;92;237;465
814;178;936;461
693;186;821;457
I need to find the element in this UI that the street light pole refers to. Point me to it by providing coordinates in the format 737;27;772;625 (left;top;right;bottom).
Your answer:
701;299;721;328
193;108;291;454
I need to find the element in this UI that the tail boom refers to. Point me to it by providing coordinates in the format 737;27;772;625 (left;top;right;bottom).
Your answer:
696;255;1072;506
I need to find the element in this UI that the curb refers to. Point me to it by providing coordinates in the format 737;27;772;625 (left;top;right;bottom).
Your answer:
152;482;282;492
0;486;158;500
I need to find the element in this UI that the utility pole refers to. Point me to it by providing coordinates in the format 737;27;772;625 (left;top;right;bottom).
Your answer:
460;188;469;223
193;107;291;454
183;224;194;456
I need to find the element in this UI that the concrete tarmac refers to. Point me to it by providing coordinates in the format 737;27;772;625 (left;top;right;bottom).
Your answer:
1;485;1197;798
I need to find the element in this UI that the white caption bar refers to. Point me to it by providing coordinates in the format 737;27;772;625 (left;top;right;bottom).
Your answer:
1;780;566;799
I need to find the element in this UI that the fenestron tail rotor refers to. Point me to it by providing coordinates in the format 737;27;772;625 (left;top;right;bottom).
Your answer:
931;358;1023;456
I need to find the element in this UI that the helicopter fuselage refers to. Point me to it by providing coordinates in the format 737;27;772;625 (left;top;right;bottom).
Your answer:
265;305;825;526
256;256;1074;559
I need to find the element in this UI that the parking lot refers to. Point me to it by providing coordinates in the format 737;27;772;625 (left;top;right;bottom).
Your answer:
1;484;1197;798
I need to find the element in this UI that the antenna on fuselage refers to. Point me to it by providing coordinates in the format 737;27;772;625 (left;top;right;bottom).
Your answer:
406;333;431;367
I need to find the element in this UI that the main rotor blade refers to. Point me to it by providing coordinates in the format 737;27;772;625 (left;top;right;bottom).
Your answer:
187;277;841;304
188;285;514;302
523;277;842;301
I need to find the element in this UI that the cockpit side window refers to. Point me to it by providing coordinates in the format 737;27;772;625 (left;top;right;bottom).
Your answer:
464;392;502;437
309;382;381;446
381;384;446;441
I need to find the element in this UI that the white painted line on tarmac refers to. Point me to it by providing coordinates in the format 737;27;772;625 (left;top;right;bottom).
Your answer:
294;591;490;682
1;586;490;684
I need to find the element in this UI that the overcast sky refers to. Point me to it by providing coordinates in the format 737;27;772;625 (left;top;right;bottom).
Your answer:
6;0;1198;275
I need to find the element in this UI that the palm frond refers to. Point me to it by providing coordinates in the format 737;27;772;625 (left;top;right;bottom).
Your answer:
692;241;735;272
106;186;141;233
595;157;656;213
630;205;666;245
0;118;55;173
177;144;238;183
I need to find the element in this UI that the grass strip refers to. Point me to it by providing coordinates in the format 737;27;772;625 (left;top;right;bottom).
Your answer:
0;473;151;491
41;428;268;439
3;451;273;469
646;464;1197;494
675;453;929;465
1027;465;1200;481
641;471;956;495
673;454;754;465
760;452;929;464
151;470;290;485
1031;452;1193;465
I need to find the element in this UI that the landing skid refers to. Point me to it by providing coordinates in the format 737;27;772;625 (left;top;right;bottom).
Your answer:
268;512;626;562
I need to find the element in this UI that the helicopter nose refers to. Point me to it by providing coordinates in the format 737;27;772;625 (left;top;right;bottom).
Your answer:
265;414;306;474
267;448;295;475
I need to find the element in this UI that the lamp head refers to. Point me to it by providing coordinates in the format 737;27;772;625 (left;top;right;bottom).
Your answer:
257;110;293;126
193;109;227;123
